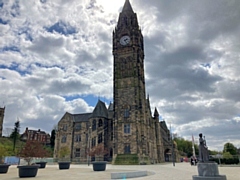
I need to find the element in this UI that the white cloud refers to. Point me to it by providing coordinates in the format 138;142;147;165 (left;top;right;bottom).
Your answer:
0;0;240;150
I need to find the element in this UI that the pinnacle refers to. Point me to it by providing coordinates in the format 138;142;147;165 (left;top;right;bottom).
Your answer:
122;0;134;12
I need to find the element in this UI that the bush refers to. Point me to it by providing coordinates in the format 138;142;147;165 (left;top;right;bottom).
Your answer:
210;158;239;164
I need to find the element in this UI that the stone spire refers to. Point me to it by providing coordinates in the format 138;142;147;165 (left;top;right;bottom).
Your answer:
154;107;159;118
122;0;134;13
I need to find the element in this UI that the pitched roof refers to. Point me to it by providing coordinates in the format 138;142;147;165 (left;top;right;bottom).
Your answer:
90;100;108;118
73;113;91;122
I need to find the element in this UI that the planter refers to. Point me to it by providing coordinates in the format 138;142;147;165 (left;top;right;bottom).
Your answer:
17;165;39;178
0;164;11;174
58;162;71;170
36;162;47;168
92;161;107;171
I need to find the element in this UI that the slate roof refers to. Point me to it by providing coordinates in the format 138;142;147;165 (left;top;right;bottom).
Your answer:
73;113;91;122
90;100;108;118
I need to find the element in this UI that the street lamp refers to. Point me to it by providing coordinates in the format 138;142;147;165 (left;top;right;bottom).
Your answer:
170;122;175;167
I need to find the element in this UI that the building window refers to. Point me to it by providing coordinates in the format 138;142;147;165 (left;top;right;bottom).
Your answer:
98;119;103;127
75;148;80;157
63;124;67;131
75;134;81;142
124;144;131;154
98;133;103;144
92;137;96;147
124;109;129;118
124;124;130;134
61;135;67;143
75;124;81;131
92;119;96;131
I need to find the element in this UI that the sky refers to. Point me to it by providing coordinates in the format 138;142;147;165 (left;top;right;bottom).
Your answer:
0;0;240;151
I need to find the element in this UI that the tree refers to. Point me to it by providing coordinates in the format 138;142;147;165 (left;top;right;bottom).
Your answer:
18;140;50;165
10;120;20;152
223;152;233;159
223;142;237;155
174;137;199;157
50;129;56;149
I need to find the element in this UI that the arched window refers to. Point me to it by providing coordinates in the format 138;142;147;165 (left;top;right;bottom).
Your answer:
92;119;96;131
98;133;103;143
124;109;129;118
99;119;103;127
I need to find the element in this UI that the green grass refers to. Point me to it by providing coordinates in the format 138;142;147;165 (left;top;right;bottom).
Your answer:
114;154;139;165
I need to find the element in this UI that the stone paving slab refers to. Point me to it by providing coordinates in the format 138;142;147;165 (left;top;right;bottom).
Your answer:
0;163;239;180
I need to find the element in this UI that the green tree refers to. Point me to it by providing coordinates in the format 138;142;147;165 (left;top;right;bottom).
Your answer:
50;129;56;149
10;120;20;152
174;137;199;157
223;151;233;159
223;142;237;155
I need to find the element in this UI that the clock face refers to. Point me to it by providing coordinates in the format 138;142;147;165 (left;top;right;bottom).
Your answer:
120;35;130;45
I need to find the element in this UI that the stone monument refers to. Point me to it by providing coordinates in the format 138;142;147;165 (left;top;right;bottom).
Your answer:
192;133;227;180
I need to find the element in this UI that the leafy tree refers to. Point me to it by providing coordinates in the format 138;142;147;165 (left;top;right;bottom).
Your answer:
10;120;20;152
223;142;237;155
223;152;233;159
18;140;50;165
174;137;199;157
58;146;70;160
50;129;56;149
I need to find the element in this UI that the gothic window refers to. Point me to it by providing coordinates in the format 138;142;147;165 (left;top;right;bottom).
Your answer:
75;148;80;157
61;135;67;143
75;124;81;131
124;109;129;118
98;133;103;143
124;124;130;134
75;134;81;142
92;119;96;131
124;144;131;154
63;124;67;131
92;137;96;147
98;119;103;127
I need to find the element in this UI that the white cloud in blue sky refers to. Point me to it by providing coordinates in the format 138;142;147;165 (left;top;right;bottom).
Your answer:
0;0;240;151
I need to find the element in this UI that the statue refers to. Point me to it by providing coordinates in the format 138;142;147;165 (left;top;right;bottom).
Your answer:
198;133;209;162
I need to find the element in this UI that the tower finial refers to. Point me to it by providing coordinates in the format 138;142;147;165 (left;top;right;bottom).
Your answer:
122;0;133;12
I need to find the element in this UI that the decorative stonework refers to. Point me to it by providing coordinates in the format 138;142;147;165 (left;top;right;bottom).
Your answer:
54;0;173;164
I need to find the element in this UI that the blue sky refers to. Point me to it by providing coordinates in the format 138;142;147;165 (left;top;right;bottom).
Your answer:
0;0;240;151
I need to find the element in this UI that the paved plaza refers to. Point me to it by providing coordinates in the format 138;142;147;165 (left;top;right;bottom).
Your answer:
1;162;239;180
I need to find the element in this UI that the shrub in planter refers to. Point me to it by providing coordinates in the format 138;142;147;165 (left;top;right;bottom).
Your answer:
58;146;71;170
17;140;50;177
89;143;108;171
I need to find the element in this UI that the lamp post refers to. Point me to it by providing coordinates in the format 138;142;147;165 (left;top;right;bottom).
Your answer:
87;126;91;166
170;122;175;167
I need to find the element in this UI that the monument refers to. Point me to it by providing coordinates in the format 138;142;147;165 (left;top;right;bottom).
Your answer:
192;133;227;180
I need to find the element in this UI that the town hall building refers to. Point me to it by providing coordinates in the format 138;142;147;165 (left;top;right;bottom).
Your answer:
54;0;173;164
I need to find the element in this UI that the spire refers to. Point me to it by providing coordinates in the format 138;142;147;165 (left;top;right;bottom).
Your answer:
122;0;134;13
154;107;159;118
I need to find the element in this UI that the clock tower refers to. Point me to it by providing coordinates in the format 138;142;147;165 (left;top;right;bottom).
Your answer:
113;0;148;158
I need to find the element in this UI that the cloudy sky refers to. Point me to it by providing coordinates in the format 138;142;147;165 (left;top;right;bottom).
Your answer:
0;0;239;151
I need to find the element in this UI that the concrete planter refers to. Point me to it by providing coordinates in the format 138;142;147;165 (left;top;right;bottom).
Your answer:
17;165;39;178
36;162;47;168
92;161;107;171
58;162;71;170
0;164;11;174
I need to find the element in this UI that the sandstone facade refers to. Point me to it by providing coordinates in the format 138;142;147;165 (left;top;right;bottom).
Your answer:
54;0;173;164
